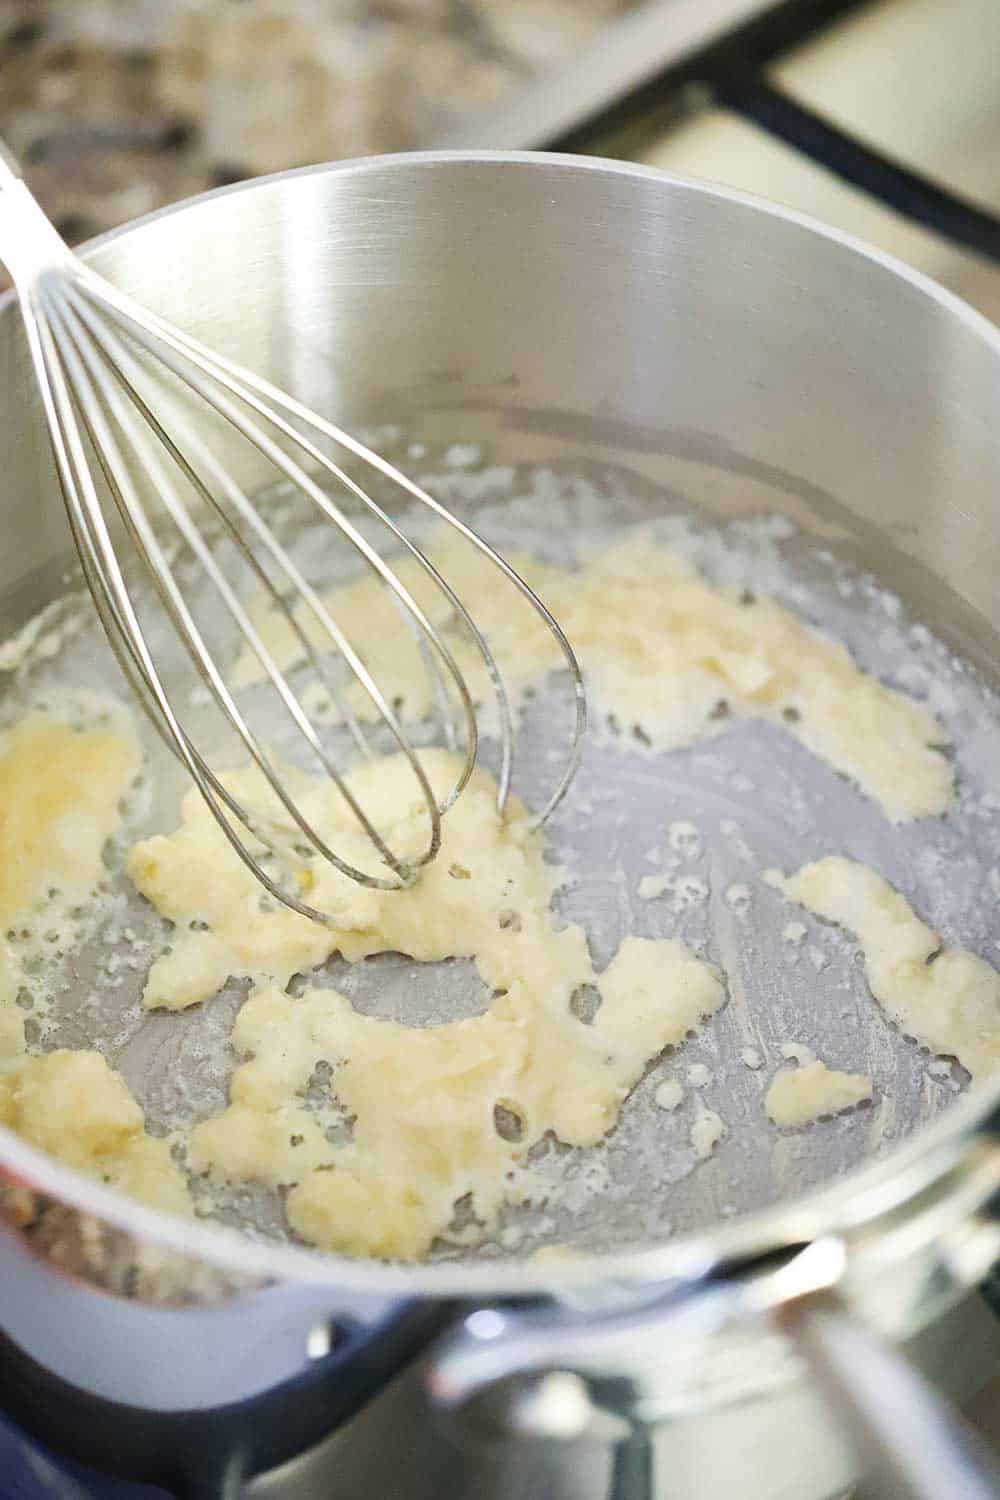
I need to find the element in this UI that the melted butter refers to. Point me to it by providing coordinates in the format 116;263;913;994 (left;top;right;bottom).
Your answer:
0;709;142;1063
765;1056;873;1127
770;857;1000;1080
0;711;140;929
0;708;190;1216
0;1050;191;1217
236;530;952;823
138;752;724;1259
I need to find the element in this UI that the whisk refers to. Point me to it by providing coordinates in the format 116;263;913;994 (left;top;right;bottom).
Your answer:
0;144;586;922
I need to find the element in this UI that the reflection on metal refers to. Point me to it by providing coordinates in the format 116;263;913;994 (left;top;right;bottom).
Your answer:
437;0;779;150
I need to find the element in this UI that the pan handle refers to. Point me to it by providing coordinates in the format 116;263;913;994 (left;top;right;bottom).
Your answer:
783;1295;1000;1500
0;1297;448;1499
426;1251;1000;1499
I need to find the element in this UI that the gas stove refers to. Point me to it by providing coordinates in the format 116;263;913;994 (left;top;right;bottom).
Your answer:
6;0;1000;301
2;2;1000;1495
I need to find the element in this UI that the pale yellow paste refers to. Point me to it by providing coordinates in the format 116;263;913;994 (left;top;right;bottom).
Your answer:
0;709;191;1216
0;509;966;1255
691;1106;726;1159
770;857;1000;1080
235;529;951;823
0;710;142;1062
653;1078;684;1111
168;755;724;1258
130;749;566;1012
765;1056;873;1127
0;710;141;929
0;1050;191;1216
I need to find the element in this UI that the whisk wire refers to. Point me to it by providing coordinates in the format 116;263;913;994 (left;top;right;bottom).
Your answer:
77;272;492;817
143;420;380;766
53;285;433;891
73;268;590;818
133;302;589;825
25;289;331;920
1;147;588;923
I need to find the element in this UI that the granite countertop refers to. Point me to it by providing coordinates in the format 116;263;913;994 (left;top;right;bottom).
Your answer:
0;0;638;244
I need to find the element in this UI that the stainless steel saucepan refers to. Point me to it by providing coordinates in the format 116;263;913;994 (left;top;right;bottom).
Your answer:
3;152;1000;1500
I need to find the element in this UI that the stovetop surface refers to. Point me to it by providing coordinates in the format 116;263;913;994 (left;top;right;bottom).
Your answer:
2;1;1000;1494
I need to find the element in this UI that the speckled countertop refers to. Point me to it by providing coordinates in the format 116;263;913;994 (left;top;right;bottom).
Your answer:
0;0;636;242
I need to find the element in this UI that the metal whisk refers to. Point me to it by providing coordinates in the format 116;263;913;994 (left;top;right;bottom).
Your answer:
0;144;586;922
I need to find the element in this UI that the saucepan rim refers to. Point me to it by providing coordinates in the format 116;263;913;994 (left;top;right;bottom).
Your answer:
1;149;999;1300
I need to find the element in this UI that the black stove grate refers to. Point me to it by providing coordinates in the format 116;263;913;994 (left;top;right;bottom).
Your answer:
531;0;1000;266
3;0;1000;262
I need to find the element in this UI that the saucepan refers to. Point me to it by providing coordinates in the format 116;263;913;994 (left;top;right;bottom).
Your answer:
2;153;1000;1500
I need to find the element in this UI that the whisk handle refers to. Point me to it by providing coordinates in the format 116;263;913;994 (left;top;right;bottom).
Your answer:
0;137;23;188
0;138;73;291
